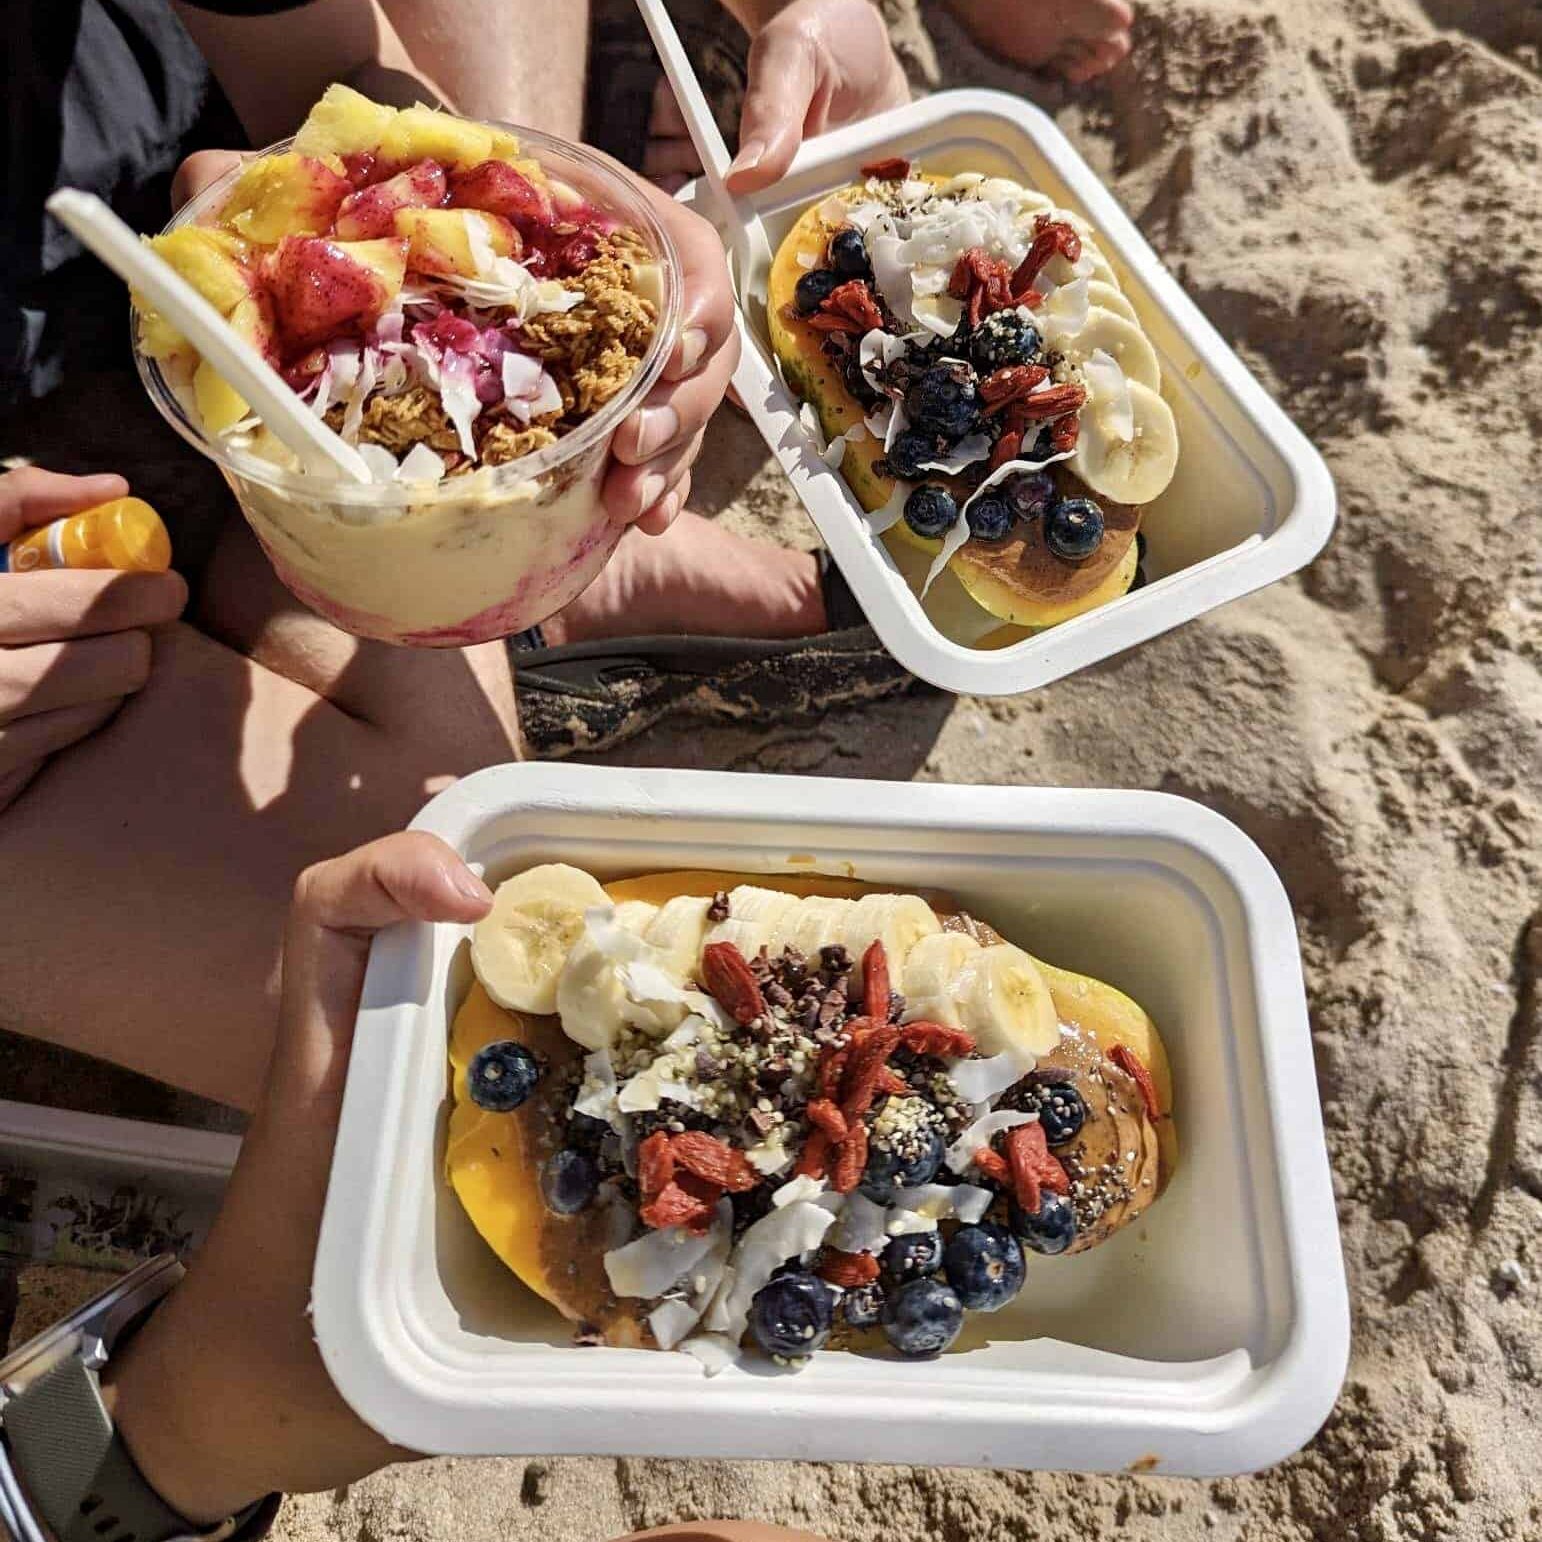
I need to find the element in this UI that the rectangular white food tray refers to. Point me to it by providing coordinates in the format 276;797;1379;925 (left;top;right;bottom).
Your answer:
313;764;1348;1475
692;89;1336;695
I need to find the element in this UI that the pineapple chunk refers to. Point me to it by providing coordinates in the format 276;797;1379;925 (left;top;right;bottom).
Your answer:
379;105;494;170
134;302;190;362
292;83;398;158
219;152;351;244
395;207;516;277
189;295;276;434
338;238;409;300
146;227;251;314
488;128;522;161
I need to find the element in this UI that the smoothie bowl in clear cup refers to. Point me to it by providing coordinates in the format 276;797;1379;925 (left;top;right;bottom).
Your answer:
132;90;682;646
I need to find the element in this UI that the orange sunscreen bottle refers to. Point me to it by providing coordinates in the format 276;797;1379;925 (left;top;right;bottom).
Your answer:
0;498;172;574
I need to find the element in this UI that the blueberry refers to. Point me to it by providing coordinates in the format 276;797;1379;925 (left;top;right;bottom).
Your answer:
829;227;871;277
794;269;841;314
1036;1082;1086;1145
1044;497;1105;561
861;1127;946;1203
1008;1191;1078;1256
970;309;1042;372
565;1110;611;1150
905;361;979;440
885;428;943;480
1002;470;1056;523
943;1222;1025;1313
466;1040;540;1112
842;1282;886;1329
965;495;1013;542
882;1229;944;1283
540;1148;598;1214
881;1277;964;1358
903;484;959;540
749;1271;835;1360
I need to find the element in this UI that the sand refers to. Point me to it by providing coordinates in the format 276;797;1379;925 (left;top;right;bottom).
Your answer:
7;0;1541;1536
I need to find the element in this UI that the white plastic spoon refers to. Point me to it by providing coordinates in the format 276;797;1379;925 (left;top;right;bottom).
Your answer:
46;189;373;484
632;0;775;292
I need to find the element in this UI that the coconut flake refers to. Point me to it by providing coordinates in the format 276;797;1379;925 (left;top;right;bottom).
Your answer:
892;1182;994;1225
957;450;1076;528
858;328;909;395
829;1191;888;1254
869;232;915;329
947;1051;1031;1105
356;443;399;482
572;1048;621;1124
772;1174;827;1208
866;482;909;536
464;213;498;278
1039;276;1089;346
920;506;974;597
1081;347;1134;443
680;1333;741;1376
396;441;447;484
945;1108;1040;1174
744;1127;796;1176
605;1220;720;1300
648;1201;732;1349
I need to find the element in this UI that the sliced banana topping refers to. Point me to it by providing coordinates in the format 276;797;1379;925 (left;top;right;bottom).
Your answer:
643;895;714;979
705;885;801;961
1074;376;1179;507
901;931;983;1029
1085;280;1139;327
954;942;1060;1059
1063;307;1161;392
777;895;857;960
553;901;659;1051
843;892;942;989
470;863;611;1015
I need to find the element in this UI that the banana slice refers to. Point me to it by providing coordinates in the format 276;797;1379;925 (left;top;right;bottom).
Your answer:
1086;280;1140;327
471;863;611;1015
1063;307;1162;393
954;942;1060;1058
644;895;714;979
553;901;658;1051
1074;376;1179;507
843;892;943;989
778;896;857;961
705;885;800;961
901;931;982;1029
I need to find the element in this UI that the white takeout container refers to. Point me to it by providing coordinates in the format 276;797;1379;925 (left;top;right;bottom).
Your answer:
313;765;1348;1475
691;90;1336;695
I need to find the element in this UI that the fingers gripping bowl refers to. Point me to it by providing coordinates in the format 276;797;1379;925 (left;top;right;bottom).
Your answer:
132;87;681;645
449;864;1175;1370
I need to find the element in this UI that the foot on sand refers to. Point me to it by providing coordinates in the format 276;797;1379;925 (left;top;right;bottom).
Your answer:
540;511;827;646
947;0;1134;82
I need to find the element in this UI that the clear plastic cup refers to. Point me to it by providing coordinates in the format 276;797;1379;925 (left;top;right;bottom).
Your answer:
134;126;682;646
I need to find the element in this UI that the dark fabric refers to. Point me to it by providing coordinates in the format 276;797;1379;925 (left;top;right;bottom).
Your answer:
0;0;248;581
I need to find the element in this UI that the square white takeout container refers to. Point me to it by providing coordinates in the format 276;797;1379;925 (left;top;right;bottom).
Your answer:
313;765;1349;1476
690;90;1336;695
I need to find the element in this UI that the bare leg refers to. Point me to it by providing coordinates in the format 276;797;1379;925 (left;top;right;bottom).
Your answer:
0;522;518;1111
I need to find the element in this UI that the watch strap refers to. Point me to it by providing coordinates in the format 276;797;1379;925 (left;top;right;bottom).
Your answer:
5;1355;195;1542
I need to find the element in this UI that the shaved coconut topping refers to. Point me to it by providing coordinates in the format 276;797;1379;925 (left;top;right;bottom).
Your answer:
356;443;400;483
869;232;914;329
1081;347;1134;443
396;441;447;484
948;1051;1032;1105
1039;276;1090;346
829;1191;889;1255
946;1108;1040;1174
916;431;994;475
773;1174;827;1208
572;1048;620;1125
340;347;378;443
865;482;909;536
957;449;1076;524
704;1200;836;1344
648;1201;732;1349
680;1333;740;1376
859;327;909;395
893;1183;994;1225
744;1127;796;1175
920;506;974;597
605;1218;720;1300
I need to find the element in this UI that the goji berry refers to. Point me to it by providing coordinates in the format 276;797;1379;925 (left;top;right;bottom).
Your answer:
817;279;884;333
819;1248;881;1288
806;311;865;335
1050;413;1080;453
1010;217;1081;299
1004;1120;1070;1214
861;939;892;1021
831;1121;869;1193
672;1130;759;1193
874;1067;910;1097
795;1128;833;1180
1012;383;1087;421
979;364;1052;409
640;1180;714;1233
839;1024;903;1119
701;941;768;1025
817;1043;851;1099
972;1146;1012;1185
900;1021;977;1059
1108;1043;1161;1122
861;156;911;181
805;1098;849;1142
989;425;1025;471
638;1130;675;1199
